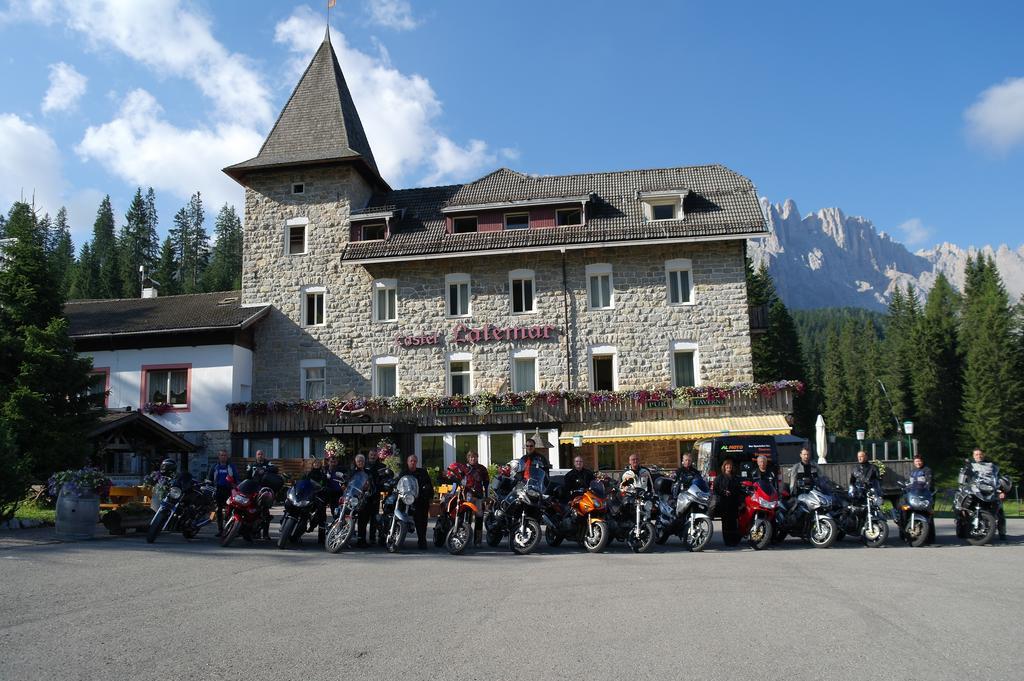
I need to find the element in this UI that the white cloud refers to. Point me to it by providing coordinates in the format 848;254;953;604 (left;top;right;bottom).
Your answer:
896;217;932;248
275;6;508;186
965;76;1024;154
0;113;63;214
365;0;418;31
76;89;261;215
42;62;88;113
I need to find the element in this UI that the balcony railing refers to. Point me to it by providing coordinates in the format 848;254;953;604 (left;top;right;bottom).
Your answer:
228;385;798;434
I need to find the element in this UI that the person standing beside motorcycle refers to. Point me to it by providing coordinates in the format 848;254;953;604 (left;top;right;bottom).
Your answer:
788;447;820;495
205;450;238;537
563;456;595;501
908;452;933;491
517;438;551;476
751;454;777;485
965;448;1007;541
366;449;389;544
849;450;880;493
674;452;701;490
466;451;489;546
714;458;742;546
620;453;653;493
402;455;435;549
349;454;373;548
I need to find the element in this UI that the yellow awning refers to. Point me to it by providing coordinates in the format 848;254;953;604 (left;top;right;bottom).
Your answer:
558;414;792;444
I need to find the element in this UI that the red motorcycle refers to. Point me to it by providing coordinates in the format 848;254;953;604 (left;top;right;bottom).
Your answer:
220;477;275;547
736;479;779;550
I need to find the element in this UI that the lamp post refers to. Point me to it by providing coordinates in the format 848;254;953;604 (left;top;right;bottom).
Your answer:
856;429;865;455
903;421;914;460
572;434;583;449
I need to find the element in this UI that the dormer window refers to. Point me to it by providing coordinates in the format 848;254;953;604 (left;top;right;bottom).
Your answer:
640;190;686;222
362;223;386;241
292;183;305;195
651;202;677;220
556;208;582;226
452;216;478;234
504;212;529;230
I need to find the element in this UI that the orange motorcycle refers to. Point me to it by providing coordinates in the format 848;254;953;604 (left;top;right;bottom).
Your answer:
433;462;482;555
544;479;611;553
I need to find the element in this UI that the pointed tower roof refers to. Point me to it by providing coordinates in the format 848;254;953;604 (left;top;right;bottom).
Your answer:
224;29;388;189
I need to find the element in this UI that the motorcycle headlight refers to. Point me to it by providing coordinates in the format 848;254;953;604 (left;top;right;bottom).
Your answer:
232;494;249;505
168;487;182;500
758;498;777;509
402;492;416;506
294;498;311;508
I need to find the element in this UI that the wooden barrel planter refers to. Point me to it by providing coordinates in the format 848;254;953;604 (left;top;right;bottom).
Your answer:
55;491;101;540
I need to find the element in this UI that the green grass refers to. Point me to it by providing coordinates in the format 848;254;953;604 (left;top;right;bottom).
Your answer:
13;500;56;524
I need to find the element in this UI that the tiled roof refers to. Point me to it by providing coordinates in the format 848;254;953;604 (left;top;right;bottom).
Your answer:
342;164;766;260
65;291;269;337
223;30;381;183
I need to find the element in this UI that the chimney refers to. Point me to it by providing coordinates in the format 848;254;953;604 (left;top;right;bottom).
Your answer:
141;276;159;299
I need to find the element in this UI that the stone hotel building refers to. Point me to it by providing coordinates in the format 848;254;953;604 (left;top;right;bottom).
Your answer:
67;30;797;475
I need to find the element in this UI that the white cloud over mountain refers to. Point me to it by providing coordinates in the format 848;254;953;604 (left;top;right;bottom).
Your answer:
965;76;1024;154
41;62;87;114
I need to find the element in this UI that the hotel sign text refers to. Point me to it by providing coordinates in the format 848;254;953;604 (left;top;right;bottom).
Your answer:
396;323;558;348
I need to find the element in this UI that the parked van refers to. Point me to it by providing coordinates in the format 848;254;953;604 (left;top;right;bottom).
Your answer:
693;436;779;483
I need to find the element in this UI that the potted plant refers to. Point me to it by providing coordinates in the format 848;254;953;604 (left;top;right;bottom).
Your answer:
48;467;111;540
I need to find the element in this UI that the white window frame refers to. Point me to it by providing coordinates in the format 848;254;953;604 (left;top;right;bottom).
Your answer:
447;351;473;396
585;263;614;310
588;345;618;391
445;273;472;318
643;194;683;221
670;341;701;388
300;285;326;327
361;222;387;241
504;212;530;230
299;359;327;399
509;268;536;314
292;183;305;195
511;348;539;392
372;278;398;323
372;355;399;397
665;258;695;306
555;207;583;226
285;217;308;256
451;215;478;234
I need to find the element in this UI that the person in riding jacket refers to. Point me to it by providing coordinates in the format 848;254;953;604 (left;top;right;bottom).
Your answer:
466;451;490;546
205;450;238;537
848;450;881;494
789;448;820;494
963;448;1007;541
366;449;389;544
562;456;596;500
714;458;742;546
674;452;702;491
620;454;653;493
751;454;777;486
516;438;551;479
402;454;435;549
908;452;934;491
350;454;373;548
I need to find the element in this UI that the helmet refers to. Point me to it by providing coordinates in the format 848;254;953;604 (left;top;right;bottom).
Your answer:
498;464;512;477
446;462;469;481
159;458;177;476
621;470;637;487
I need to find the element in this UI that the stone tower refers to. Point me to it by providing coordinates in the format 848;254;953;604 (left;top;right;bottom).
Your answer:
223;28;389;399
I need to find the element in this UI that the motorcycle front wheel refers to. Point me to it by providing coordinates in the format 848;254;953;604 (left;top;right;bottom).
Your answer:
863;518;889;548
386;522;407;553
906;517;928;547
146;508;170;544
749;518;773;550
278;516;297;550
325;517;354;554
220;517;241;547
966;510;996;546
582;520;610;553
809;516;838;548
510;517;541;555
446;520;470;555
628;521;655;553
687;517;713;552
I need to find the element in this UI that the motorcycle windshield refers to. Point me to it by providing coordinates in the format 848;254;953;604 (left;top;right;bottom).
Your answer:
689;478;710;495
396;475;419;499
525;475;545;497
589;480;607;498
291;479;320;501
524;463;547;483
755;480;776;498
345;471;369;498
236;479;259;494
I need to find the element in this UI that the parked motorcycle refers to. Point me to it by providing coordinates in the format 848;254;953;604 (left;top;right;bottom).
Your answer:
834;481;889;548
775;480;839;548
433;464;482;555
483;465;515;547
378;470;418;553
484;460;547;554
654;475;714;551
953;463;1003;546
146;475;216;543
544;479;611;553
277;478;327;549
325;470;370;553
220;477;276;547
608;476;658;553
736;479;778;550
896;481;934;547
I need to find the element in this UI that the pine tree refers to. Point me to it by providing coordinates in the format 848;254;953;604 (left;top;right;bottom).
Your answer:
153;236;181;296
37;213;52;256
879;285;920;428
118;188;160;297
49;207;75;298
68;243;99;300
203;204;243;292
91;195;121;298
0;203;60;328
170;192;209;293
822;328;851;436
959;255;1023;475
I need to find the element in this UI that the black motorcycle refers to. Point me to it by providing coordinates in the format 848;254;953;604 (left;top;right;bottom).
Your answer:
834;481;889;548
608;480;658;553
146;475;216;543
896;481;934;547
484;461;548;554
380;471;418;553
277;478;327;549
324;470;370;554
483;468;516;547
953;464;1003;546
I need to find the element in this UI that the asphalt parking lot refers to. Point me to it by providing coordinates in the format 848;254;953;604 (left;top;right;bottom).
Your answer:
2;518;1022;681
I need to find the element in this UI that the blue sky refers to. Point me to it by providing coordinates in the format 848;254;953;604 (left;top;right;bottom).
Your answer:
1;1;1022;251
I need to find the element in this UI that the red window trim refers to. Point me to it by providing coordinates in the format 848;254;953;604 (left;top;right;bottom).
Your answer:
140;363;193;413
90;367;110;408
